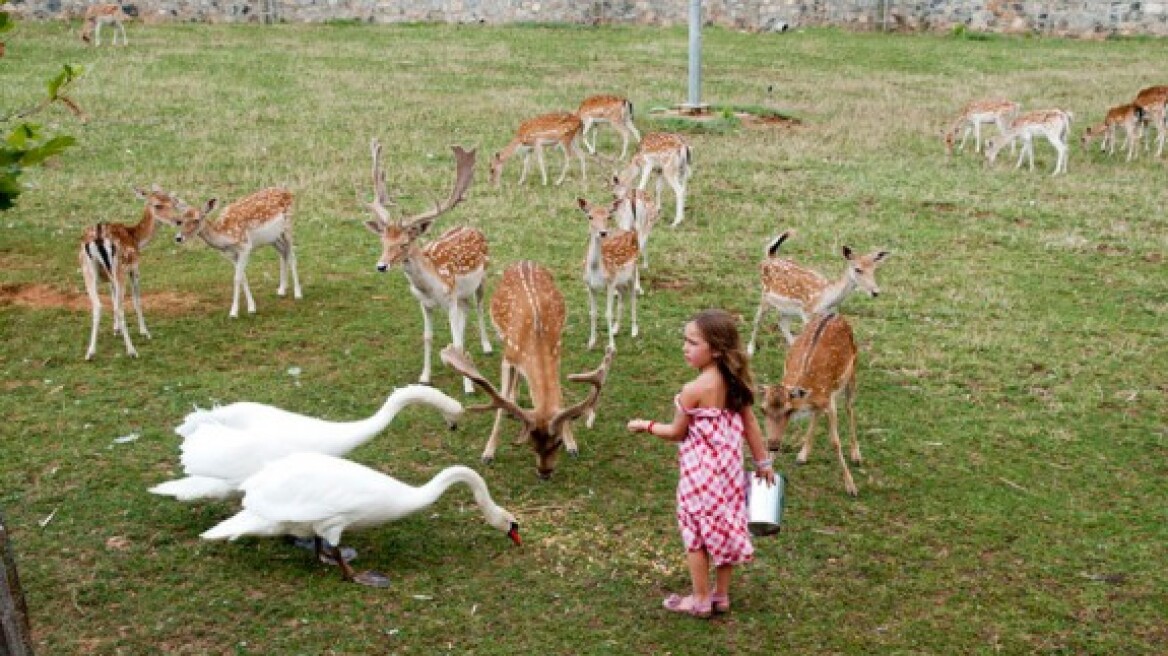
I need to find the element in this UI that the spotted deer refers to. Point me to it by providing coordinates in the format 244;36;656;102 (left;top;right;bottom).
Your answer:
747;231;888;356
984;108;1072;176
363;139;490;395
80;3;129;46
1081;103;1145;162
576;197;640;351
489;112;586;187
615;132;692;228
1132;85;1168;157
79;186;184;360
943;98;1019;156
440;262;614;479
172;187;302;317
611;173;659;282
576;94;642;159
760;313;861;496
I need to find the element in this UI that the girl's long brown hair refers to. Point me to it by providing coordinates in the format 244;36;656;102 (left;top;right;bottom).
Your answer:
692;309;755;412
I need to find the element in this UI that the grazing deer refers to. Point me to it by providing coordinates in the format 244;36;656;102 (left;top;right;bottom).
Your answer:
1132;85;1168;157
1081;103;1145;162
440;261;615;479
611;174;659;282
172;187;302;318
576;94;642;159
760;313;861;496
984;108;1072;176
489;112;586;187
614;132;692;228
747;231;889;356
80;4;129;46
363;139;490;395
943;98;1019;156
80;186;184;360
576;197;640;351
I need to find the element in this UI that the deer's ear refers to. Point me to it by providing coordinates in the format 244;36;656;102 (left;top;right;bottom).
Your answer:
133;187;148;200
577;197;591;214
874;250;891;262
201;198;218;215
842;245;855;260
364;219;384;235
407;219;434;239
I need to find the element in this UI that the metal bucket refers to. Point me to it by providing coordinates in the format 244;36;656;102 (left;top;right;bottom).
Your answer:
747;472;785;537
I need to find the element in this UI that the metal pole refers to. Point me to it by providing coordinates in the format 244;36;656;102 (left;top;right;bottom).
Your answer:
1;510;35;656
686;0;702;111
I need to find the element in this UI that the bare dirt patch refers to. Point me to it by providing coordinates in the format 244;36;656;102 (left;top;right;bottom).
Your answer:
0;283;204;314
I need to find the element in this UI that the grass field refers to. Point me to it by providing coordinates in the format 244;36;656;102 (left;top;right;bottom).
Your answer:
2;18;1166;655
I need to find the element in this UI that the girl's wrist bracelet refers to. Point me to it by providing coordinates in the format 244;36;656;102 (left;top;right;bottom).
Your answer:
647;421;656;434
753;458;773;469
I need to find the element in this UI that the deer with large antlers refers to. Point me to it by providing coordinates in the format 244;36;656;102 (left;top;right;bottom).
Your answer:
172;187;302;318
489;112;586;187
577;94;642;159
440;261;615;479
80;186;184;360
576;197;640;351
760;313;862;496
363;139;490;395
746;230;889;356
614;132;692;228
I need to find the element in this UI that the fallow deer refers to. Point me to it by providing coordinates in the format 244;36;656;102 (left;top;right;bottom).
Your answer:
746;230;889;356
576;94;642;159
984;108;1072;176
1081;102;1145;162
172;187;302;317
80;4;129;46
363;139;490;395
576;197;639;351
489;112;586;187
760;313;861;496
440;261;615;479
943;98;1019;156
1132;85;1168;157
614;132;692;228
79;186;184;360
611;173;659;281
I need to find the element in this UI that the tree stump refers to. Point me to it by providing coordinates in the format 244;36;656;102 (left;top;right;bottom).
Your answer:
1;509;35;656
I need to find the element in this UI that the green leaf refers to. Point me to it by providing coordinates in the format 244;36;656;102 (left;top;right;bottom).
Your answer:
21;135;76;166
0;12;13;35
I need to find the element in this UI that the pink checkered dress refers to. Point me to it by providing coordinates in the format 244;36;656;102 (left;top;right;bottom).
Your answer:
674;395;753;566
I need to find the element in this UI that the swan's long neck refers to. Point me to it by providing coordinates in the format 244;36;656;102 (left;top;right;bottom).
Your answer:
329;387;433;450
415;466;497;516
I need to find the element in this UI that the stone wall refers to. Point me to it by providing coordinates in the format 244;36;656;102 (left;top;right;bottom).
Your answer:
12;0;1168;38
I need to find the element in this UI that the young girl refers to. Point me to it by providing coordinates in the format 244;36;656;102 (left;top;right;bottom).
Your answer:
627;308;776;618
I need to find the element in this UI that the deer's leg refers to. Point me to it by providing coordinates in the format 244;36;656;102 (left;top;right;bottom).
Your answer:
129;267;150;339
605;284;618;350
449;301;474;395
972;121;982;153
1051;136;1068;176
746;297;768;357
114;272;137;358
779;313;797;346
94;21;102;46
629;276;639;339
535;144;550;186
274;238;289;297
418;303;434;385
82;256;102;360
667;170;686;227
582;118;597;154
227;252;246;317
280;231;303;299
116;21;127;46
1013;137;1029;170
795;413;817;465
518;150;531;186
483;362;512;463
586;284;599;350
827;399;858;497
573;137;586;183
845;375;861;465
474;284;492;354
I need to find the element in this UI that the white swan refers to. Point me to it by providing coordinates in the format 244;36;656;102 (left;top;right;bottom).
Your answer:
201;452;521;586
150;385;463;502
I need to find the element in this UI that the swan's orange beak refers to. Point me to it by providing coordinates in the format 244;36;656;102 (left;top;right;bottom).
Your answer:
507;522;522;546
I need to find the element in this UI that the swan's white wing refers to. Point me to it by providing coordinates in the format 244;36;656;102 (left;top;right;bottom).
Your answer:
240;453;408;524
178;423;298;485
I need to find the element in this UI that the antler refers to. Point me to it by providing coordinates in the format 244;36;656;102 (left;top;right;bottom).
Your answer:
549;347;615;436
440;345;534;426
369;137;393;223
402;145;476;229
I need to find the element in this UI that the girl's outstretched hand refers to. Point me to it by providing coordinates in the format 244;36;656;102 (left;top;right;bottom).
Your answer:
626;419;649;433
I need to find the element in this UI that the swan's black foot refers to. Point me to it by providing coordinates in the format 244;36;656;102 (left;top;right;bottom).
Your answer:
286;536;358;564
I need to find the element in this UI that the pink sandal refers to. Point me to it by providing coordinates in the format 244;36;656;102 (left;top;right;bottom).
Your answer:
711;593;730;614
663;593;712;619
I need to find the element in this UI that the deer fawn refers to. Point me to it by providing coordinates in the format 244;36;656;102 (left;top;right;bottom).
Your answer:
984;109;1072;176
363;139;490;395
1081;103;1145;162
747;231;889;356
576;197;640;351
944;98;1019;156
611;173;659;283
80;4;129;46
760;313;861;496
80;186;184;360
172;187;302;317
1132;85;1168;157
576;94;642;159
489;112;586;187
614;132;692;228
440;261;615;479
